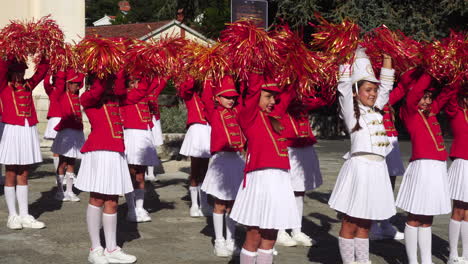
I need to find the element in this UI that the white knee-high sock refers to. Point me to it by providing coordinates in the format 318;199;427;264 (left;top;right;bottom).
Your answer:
4;186;17;216
338;237;355;264
65;172;74;193
418;226;432;264
56;174;64;193
103;213;117;252
354;238;369;263
461;221;468;259
405;224;419;264
16;185;29;216
86;204;103;250
189;186;199;209
134;189;145;210
225;214;236;241
449;219;461;259
53;156;59;172
292;196;304;235
125;191;136;213
256;248;273;264
213;213;224;241
240;248;256;264
147;166;154;177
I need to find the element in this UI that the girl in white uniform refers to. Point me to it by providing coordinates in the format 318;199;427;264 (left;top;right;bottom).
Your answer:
328;49;396;264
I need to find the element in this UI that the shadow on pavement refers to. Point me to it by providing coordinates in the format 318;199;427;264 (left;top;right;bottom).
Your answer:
29;187;64;218
306;191;331;205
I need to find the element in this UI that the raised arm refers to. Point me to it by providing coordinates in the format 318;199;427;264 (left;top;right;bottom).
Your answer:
177;76;195;100
445;82;462;118
239;71;264;129
270;83;294;118
432;82;459;114
25;58;49;90
80;78;106;109
50;71;66;101
337;64;356;132
201;79;215;122
404;73;432;113
375;55;395;109
120;77;150;106
0;59;10;92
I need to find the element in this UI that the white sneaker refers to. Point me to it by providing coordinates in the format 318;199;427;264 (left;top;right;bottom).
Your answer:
291;231;314;247
20;215;46;229
276;231;297;247
88;247;109;264
144;173;156;182
225;239;240;256
7;215;23;230
213;239;230;257
136;208;151;222
104;247;137;263
448;257;467;264
190;206;201;217
66;192;80;202
55;192;68;201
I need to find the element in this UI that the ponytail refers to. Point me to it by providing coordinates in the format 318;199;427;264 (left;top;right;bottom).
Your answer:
351;96;362;132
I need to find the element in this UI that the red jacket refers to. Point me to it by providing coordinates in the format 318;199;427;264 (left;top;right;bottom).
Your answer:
445;84;468;160
147;77;168;120
120;77;156;130
0;59;49;126
400;73;455;161
178;77;208;127
239;73;290;175
44;73;62;119
80;73;148;153
52;71;84;131
203;80;245;154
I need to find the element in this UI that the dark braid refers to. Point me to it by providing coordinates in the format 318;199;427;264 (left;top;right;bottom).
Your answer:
351;96;362;132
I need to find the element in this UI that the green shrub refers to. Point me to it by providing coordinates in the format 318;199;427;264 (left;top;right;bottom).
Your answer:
160;104;187;133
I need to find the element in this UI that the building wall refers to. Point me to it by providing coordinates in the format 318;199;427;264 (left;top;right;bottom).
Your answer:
0;1;87;141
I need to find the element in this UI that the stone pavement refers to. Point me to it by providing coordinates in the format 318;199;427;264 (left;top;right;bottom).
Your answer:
0;140;454;264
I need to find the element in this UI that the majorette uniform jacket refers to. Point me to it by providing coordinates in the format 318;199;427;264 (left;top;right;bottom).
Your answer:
80;73;149;153
53;71;84;131
0;58;49;126
239;72;290;174
338;65;395;158
178;77;208;127
203;79;245;154
120;77;163;130
44;73;62;119
382;68;419;137
147;77;168;121
445;83;468;160
400;73;456;162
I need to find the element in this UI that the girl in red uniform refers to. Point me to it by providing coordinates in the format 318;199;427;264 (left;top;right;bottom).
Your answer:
76;71;148;264
50;69;85;202
396;71;455;264
178;77;212;217
445;83;468;264
0;56;49;230
121;75;164;223
200;75;245;257
43;73;62;171
145;76;168;182
328;50;396;264
275;86;331;247
230;70;300;264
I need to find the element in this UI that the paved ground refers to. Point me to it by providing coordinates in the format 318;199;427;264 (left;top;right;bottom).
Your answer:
0;139;455;264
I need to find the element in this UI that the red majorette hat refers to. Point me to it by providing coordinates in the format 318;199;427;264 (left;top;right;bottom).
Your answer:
261;75;281;93
66;69;85;86
215;75;239;97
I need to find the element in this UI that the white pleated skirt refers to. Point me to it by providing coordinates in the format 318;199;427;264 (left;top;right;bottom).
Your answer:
179;123;211;158
201;152;245;201
76;151;133;195
230;169;301;230
288;146;323;192
396;159;451;215
448;158;468;202
151;117;164;146
124;128;160;166
386;136;405;177
328;156;396;220
0;121;42;165
51;128;85;159
43;117;61;139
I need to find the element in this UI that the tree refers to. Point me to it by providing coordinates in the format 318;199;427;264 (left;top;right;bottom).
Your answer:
85;0;120;26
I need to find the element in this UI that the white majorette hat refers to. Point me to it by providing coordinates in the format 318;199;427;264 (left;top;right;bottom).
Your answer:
350;46;379;85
